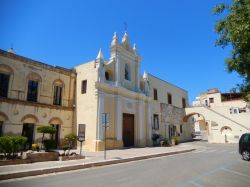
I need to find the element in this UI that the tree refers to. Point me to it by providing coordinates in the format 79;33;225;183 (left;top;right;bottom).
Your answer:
213;0;250;102
37;126;57;149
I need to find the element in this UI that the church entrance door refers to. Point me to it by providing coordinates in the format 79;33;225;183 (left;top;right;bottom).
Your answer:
122;113;134;147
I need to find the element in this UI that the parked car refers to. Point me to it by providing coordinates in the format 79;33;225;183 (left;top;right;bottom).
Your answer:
239;133;250;161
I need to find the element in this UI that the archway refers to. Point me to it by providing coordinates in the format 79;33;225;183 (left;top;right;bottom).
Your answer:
183;112;208;140
49;117;63;148
105;70;113;81
21;114;39;149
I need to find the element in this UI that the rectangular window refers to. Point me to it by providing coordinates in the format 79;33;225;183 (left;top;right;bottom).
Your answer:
182;98;186;108
0;73;10;98
81;80;87;94
180;125;183;134
205;100;208;106
0;121;3;136
153;114;159;130
153;89;158;100
53;86;62;105
170;126;173;137
209;98;214;103
168;93;172;105
27;80;38;102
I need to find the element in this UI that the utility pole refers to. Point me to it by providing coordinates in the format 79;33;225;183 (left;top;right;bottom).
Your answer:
104;120;107;160
102;113;109;160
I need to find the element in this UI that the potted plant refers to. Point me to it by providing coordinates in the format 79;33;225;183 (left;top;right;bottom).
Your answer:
152;133;160;146
171;136;179;145
31;144;40;152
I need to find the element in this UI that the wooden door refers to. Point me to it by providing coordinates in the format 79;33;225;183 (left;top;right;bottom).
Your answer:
122;113;134;147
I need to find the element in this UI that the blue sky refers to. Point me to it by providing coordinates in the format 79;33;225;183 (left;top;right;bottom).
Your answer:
0;0;241;103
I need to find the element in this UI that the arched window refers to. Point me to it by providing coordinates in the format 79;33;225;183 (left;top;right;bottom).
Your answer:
0;112;8;136
0;64;13;98
105;71;110;81
220;126;232;134
53;79;64;106
105;70;113;81
21;114;38;149
124;64;131;81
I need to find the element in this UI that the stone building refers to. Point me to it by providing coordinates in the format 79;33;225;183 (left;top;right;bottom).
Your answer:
0;49;76;149
186;88;250;143
0;32;192;151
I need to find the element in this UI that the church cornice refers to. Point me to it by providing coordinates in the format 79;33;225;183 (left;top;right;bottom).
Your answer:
96;81;151;102
0;49;76;77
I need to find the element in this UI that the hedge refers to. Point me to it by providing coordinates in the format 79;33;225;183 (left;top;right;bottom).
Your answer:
0;135;27;159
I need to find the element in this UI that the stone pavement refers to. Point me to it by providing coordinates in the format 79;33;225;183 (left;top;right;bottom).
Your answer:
0;142;201;180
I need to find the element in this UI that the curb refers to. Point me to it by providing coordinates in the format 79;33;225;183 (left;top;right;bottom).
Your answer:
0;148;195;181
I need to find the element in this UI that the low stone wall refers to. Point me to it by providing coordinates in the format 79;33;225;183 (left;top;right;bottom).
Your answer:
61;155;85;161
0;152;59;166
27;152;59;162
0;159;31;166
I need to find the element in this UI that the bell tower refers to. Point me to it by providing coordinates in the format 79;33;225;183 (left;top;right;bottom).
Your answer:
110;32;141;92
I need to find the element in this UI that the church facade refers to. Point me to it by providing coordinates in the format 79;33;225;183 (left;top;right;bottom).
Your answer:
0;32;192;151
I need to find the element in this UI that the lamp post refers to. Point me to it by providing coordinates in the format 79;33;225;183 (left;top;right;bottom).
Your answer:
77;137;84;156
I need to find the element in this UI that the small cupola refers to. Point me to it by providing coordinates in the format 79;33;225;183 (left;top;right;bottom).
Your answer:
143;71;148;81
133;43;138;55
111;32;119;47
96;48;104;64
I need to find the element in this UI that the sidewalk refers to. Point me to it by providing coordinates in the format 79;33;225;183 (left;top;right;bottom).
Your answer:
0;142;201;180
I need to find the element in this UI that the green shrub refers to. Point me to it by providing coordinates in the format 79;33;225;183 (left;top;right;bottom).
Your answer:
160;138;170;147
173;136;179;145
62;144;70;151
64;134;77;149
43;139;57;151
63;134;77;155
0;136;27;159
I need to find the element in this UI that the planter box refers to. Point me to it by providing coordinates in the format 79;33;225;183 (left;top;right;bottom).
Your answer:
0;152;59;166
61;155;85;161
27;152;59;162
0;159;31;166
